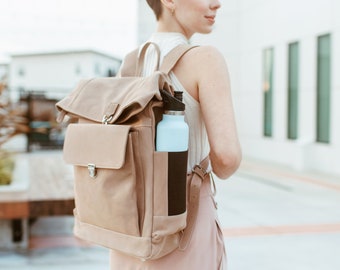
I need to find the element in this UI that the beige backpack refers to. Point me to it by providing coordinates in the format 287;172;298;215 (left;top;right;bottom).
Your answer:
56;43;209;260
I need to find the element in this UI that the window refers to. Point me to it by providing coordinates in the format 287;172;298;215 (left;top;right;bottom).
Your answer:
107;68;116;77
316;34;331;143
263;48;274;137
287;42;299;140
18;67;25;77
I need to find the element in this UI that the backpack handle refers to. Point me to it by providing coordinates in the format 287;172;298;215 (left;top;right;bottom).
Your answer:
136;42;161;76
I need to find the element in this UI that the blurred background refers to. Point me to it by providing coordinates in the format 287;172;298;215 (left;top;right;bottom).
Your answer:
0;0;339;269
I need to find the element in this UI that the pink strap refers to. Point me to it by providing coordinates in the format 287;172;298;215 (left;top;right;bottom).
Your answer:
179;156;210;250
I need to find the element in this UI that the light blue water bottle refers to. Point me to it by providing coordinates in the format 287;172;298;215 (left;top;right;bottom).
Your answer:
156;90;189;216
156;90;189;152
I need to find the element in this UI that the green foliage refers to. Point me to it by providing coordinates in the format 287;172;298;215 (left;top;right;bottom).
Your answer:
0;150;14;185
0;81;28;185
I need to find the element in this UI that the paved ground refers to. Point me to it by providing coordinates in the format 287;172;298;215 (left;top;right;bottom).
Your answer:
217;160;340;270
1;152;340;269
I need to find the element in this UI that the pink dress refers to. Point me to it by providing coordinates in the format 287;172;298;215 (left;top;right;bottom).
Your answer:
110;32;227;270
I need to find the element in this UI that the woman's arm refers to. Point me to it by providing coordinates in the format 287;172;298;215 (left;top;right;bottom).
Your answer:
174;46;242;179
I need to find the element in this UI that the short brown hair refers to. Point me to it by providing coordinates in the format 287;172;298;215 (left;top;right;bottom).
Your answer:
146;0;163;20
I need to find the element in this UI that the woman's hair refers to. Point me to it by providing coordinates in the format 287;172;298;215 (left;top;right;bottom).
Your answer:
146;0;163;20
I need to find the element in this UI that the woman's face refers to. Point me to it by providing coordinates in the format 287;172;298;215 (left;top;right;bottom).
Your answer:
173;0;221;38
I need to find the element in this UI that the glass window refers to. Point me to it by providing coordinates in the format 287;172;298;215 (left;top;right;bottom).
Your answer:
287;42;299;140
316;34;331;143
263;48;274;137
18;67;25;77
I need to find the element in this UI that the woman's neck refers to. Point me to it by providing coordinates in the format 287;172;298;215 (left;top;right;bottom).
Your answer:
156;16;193;39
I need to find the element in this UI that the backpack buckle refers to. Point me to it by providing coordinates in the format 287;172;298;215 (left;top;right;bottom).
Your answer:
192;165;208;179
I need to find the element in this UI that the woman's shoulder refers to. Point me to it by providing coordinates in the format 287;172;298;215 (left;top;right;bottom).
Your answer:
178;45;228;78
172;45;229;101
186;45;224;60
182;45;226;68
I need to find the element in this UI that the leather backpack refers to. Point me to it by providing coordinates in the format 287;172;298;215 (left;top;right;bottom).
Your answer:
56;43;209;260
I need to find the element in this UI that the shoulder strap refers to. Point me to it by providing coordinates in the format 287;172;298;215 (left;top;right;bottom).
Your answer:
179;156;210;250
120;43;197;77
159;44;197;74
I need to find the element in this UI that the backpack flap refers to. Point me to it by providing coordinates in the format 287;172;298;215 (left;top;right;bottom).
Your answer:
56;71;173;124
63;123;131;171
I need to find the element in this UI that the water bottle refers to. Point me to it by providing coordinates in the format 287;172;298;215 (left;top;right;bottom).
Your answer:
156;90;189;152
156;90;189;216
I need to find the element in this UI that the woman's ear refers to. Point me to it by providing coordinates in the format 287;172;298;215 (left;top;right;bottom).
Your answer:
160;0;176;12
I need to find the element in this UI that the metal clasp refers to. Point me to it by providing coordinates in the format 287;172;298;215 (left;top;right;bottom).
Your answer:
88;164;97;178
102;115;113;125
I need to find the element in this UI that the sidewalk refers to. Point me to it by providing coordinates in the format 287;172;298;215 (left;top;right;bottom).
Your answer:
1;153;340;269
217;159;340;270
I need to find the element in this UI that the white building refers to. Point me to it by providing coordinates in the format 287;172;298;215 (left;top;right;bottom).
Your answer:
138;0;340;176
0;63;8;81
9;50;122;100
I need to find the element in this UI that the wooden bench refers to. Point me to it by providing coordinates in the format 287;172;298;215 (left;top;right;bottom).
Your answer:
0;151;74;244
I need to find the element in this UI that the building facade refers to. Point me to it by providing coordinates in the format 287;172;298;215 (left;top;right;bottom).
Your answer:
9;50;121;100
0;63;8;81
138;0;340;176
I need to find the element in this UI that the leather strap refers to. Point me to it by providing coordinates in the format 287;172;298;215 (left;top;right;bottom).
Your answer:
119;43;196;77
179;156;210;250
159;44;197;74
136;42;161;76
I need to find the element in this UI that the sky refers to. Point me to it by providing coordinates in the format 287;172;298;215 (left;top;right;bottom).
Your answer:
0;0;139;62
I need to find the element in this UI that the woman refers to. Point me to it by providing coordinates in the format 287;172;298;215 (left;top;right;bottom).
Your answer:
110;0;242;269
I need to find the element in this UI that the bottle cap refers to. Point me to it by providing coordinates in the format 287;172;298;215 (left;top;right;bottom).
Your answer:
160;89;185;112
